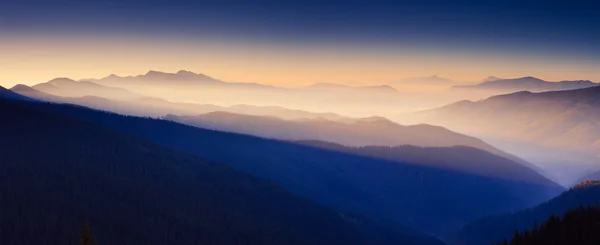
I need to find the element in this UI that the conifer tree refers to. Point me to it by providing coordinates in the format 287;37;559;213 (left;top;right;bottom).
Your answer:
81;219;95;245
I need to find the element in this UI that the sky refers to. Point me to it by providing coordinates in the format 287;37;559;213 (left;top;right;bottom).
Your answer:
1;0;600;87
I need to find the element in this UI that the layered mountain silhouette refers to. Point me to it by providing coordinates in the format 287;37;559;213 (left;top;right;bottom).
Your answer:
11;84;349;120
452;76;598;93
78;70;410;116
457;180;600;245
33;77;143;101
296;140;549;183
164;111;531;167
91;70;225;85
25;99;564;238
0;85;35;101
419;86;600;152
413;86;600;183
481;76;503;83
13;83;525;167
12;84;222;117
222;104;350;121
0;97;445;245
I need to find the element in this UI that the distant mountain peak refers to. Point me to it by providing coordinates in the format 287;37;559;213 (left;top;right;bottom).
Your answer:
368;85;398;92
176;70;196;75
481;76;502;82
521;76;543;81
10;84;35;92
48;77;77;85
0;85;36;101
560;79;594;84
134;70;218;82
144;70;169;76
106;74;120;79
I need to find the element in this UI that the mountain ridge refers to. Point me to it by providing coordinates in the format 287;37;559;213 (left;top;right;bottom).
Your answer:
28;100;564;238
164;111;530;167
0;97;445;245
457;180;600;245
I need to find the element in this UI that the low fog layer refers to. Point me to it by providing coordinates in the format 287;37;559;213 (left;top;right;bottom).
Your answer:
10;70;600;186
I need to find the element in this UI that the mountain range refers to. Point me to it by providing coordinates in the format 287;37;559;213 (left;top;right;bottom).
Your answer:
22;96;563;239
11;82;529;169
34;70;409;116
164;111;531;168
0;85;35;101
296;140;548;183
2;69;596;243
452;76;598;93
1;97;449;245
11;84;349;120
32;77;142;101
411;85;600;184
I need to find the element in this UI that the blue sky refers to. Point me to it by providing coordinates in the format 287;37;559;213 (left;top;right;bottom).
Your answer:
1;0;599;85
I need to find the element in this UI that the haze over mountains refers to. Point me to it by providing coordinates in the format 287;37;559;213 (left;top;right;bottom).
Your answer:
12;78;528;166
164;111;529;166
82;70;407;116
392;75;458;92
33;77;142;101
409;85;600;185
1;97;446;245
4;69;600;244
11;84;346;120
13;96;562;239
449;76;599;101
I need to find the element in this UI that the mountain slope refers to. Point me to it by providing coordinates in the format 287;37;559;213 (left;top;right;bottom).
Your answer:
296;140;552;184
12;84;352;120
457;180;600;245
226;104;350;121
0;85;35;101
419;86;600;152
12;84;224;117
0;98;445;245
413;86;600;183
81;70;408;117
33;77;142;100
451;76;598;93
497;205;600;245
30;101;564;238
165;112;531;167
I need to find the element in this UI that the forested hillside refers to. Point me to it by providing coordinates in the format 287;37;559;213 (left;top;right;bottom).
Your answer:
25;99;563;238
495;206;600;245
0;98;443;245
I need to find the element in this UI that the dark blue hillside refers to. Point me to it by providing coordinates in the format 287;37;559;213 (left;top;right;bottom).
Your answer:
27;100;564;238
458;181;600;245
0;98;444;245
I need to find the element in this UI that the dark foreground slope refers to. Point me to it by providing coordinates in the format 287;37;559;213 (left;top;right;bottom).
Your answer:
28;101;563;238
0;85;35;101
458;181;600;245
496;205;600;245
0;98;444;245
